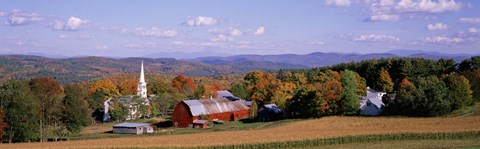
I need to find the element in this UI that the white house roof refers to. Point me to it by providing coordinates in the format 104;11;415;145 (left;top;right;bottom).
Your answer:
113;122;150;128
360;88;386;109
182;97;249;116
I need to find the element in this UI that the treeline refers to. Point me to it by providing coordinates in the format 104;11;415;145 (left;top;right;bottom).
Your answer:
233;56;480;118
0;78;91;143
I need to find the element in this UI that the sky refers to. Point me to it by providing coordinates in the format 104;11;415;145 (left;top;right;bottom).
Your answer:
0;0;479;57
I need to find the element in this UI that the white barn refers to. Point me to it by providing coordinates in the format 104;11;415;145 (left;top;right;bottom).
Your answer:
360;88;386;116
112;122;154;135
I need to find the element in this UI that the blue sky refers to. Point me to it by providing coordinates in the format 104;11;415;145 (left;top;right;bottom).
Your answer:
0;0;479;57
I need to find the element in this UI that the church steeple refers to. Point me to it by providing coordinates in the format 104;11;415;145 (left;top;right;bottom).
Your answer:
139;61;145;83
137;61;147;99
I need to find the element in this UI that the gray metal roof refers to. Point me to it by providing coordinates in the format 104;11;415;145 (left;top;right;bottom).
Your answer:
217;90;234;97
182;97;249;116
193;119;209;124
113;122;151;127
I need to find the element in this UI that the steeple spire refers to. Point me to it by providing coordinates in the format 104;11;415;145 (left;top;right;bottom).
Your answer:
139;61;145;83
137;61;147;98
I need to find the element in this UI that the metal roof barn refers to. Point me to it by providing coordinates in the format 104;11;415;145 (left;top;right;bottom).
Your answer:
172;97;250;128
112;122;154;135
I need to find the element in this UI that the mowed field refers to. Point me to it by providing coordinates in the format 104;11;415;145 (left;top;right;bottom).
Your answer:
2;115;480;149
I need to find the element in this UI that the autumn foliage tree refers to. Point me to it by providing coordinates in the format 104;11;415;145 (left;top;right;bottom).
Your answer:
245;71;296;109
30;77;64;142
172;74;197;98
376;70;394;92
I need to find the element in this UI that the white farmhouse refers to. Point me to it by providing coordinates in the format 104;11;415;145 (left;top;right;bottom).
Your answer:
360;87;386;116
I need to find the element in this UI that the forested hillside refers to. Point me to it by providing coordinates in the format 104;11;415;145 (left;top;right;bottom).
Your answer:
0;55;306;83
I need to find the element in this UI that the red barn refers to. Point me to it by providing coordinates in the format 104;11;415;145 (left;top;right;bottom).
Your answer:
172;97;250;128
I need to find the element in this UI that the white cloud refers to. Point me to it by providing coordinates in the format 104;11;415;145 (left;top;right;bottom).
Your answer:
347;34;400;42
0;11;6;16
457;28;480;38
395;0;462;13
325;0;352;7
254;26;265;35
183;16;218;26
424;35;463;44
58;34;94;40
210;34;233;42
131;27;178;38
4;10;45;26
361;0;463;22
52;17;89;31
95;45;109;50
367;14;400;22
458;17;480;24
427;23;448;30
230;28;243;36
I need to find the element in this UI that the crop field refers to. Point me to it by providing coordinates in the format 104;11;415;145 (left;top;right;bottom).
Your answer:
1;115;480;149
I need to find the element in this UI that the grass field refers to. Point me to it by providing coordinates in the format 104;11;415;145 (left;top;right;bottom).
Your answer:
1;115;479;149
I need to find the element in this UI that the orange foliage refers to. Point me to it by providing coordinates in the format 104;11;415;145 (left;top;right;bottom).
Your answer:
172;74;197;95
399;77;414;88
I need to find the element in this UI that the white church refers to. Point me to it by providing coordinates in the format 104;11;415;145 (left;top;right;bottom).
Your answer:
103;61;150;121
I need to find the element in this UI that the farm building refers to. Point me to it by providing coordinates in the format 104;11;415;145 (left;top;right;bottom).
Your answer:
192;119;209;129
360;88;386;116
172;97;250;128
112;122;154;135
257;104;284;121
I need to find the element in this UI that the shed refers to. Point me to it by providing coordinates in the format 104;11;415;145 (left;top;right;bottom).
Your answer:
360;88;386;116
192;119;209;129
257;104;284;121
172;97;250;128
112;122;154;135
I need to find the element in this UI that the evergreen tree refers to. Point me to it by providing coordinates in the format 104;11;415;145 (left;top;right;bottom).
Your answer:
339;70;359;115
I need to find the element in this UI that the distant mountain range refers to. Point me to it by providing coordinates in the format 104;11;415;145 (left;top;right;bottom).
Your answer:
0;55;305;83
190;50;477;67
0;50;477;83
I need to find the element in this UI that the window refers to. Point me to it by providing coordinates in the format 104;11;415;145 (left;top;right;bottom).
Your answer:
367;103;371;106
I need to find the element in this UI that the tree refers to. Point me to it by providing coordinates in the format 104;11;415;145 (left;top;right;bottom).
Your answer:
376;70;394;92
30;77;64;142
172;74;197;98
459;56;480;72
0;109;9;142
415;76;450;116
287;85;319;118
442;73;473;110
230;83;248;99
0;80;40;143
61;84;92;138
244;71;295;108
339;70;359;115
462;70;480;102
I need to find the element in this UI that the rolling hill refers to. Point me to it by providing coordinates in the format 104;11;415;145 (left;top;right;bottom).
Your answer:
190;50;475;67
0;55;306;83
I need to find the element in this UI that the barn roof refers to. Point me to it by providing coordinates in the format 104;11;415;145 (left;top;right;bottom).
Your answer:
113;122;151;128
182;97;249;116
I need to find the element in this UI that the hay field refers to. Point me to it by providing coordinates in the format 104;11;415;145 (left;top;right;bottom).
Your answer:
2;115;480;149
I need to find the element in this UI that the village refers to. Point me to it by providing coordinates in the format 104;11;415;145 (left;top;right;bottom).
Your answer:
105;62;387;135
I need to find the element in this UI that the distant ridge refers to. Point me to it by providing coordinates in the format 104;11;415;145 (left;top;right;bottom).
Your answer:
190;50;476;67
0;55;306;83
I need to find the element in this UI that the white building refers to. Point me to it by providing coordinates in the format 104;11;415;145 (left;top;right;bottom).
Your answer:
104;61;150;121
359;87;386;116
137;61;147;99
113;122;154;135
